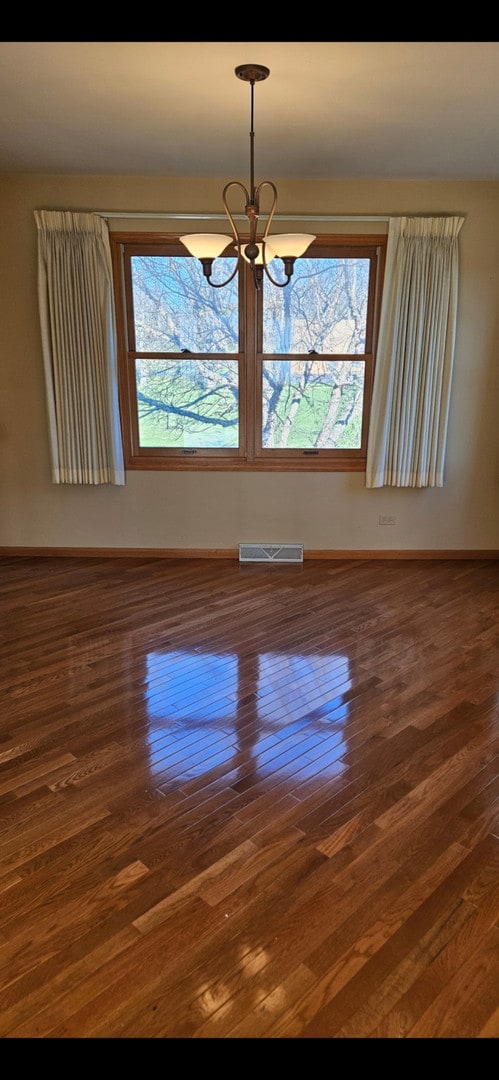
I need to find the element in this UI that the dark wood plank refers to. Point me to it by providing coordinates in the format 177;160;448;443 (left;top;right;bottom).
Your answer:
0;555;498;1038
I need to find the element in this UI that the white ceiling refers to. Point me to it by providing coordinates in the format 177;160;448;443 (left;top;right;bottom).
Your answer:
1;41;499;181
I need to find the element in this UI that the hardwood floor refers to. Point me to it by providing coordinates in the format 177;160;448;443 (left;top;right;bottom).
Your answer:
0;554;498;1039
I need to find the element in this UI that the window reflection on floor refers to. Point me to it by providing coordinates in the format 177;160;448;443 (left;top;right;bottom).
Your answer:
145;648;352;785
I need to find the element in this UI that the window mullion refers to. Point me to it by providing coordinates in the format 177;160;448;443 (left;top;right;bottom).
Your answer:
244;260;258;462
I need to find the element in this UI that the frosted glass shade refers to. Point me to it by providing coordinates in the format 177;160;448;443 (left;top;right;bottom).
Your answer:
179;234;233;258
267;233;316;258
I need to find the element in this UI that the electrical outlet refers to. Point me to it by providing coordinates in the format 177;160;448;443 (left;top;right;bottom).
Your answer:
379;515;397;526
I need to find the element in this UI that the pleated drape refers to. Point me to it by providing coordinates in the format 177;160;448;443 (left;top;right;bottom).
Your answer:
366;215;464;488
34;210;125;485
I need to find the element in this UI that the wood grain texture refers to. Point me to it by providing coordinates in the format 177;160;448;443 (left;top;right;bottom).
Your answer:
0;554;497;1038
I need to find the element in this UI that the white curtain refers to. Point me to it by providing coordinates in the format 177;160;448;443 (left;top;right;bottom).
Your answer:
366;215;464;488
34;210;125;485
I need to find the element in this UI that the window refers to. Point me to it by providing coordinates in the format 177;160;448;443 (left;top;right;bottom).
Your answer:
110;232;386;471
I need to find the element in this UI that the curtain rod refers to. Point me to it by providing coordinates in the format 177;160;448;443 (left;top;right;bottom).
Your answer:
94;211;390;222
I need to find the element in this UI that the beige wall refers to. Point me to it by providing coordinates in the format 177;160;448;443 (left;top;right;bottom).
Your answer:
1;173;499;554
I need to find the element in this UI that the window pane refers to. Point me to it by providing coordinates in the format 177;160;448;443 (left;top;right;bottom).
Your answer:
136;358;239;448
261;359;365;449
131;256;239;353
262;257;370;354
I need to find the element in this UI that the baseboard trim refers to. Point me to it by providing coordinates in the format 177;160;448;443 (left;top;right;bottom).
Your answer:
1;546;499;561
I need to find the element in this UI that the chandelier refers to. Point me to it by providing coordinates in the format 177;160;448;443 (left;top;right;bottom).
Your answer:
179;64;315;289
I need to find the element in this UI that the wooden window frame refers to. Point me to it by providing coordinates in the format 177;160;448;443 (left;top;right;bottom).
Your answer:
110;232;386;472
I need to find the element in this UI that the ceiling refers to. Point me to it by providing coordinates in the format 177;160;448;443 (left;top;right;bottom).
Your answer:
1;41;499;181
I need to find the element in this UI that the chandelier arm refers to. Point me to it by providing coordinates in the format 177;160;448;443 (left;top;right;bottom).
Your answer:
203;260;240;288
223;180;251;252
192;182;249;289
256;181;278;244
263;262;294;288
255;180;289;284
